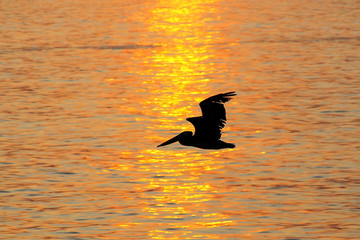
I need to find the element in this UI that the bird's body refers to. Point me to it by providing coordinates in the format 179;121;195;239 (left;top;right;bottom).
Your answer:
157;92;236;149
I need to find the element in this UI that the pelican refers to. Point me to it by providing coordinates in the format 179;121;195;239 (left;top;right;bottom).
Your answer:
157;92;236;149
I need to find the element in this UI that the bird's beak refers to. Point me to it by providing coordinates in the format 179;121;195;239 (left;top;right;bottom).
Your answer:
157;134;181;147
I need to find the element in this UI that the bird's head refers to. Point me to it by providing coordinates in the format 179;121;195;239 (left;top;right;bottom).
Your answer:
157;131;192;147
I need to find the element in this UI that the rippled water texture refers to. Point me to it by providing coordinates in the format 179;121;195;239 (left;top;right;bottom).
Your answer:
1;0;360;239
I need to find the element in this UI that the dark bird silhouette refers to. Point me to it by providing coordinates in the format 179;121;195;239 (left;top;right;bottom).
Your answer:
157;92;236;149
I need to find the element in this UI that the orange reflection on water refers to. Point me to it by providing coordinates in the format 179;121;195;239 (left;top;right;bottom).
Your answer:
99;0;289;239
104;148;236;239
2;0;360;239
130;0;222;120
134;150;234;239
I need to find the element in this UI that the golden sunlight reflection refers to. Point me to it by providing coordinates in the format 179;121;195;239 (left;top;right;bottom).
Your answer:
91;1;244;237
97;0;254;238
116;2;241;238
100;146;237;240
135;150;234;239
130;0;221;122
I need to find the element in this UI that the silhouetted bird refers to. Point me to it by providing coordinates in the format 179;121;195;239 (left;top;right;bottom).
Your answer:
157;92;236;149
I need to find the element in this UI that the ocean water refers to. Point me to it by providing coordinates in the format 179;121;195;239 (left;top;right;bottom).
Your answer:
1;0;359;239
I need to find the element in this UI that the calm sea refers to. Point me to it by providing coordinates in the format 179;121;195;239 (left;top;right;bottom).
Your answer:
1;0;359;239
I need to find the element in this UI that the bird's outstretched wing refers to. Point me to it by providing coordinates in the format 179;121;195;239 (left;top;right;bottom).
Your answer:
187;92;236;140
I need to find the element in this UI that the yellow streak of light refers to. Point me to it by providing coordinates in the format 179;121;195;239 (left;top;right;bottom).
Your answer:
99;0;245;239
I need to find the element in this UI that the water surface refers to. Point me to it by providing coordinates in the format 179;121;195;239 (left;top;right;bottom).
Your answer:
1;0;359;239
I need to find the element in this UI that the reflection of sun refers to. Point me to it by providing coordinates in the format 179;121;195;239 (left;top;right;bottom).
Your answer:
101;0;238;238
128;1;224;146
133;150;234;239
129;0;221;117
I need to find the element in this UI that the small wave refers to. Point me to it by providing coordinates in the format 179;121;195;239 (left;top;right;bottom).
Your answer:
238;36;360;44
0;44;158;54
76;44;158;50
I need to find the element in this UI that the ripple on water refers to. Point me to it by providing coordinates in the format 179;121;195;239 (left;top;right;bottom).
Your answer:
1;0;360;239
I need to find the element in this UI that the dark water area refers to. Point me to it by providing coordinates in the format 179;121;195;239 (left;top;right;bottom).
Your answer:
1;0;359;239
